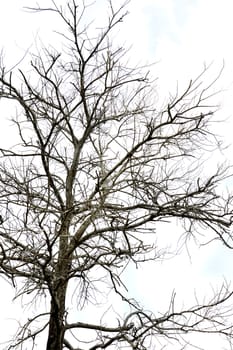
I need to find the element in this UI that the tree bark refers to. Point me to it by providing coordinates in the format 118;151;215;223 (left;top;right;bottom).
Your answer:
46;297;65;350
46;232;70;350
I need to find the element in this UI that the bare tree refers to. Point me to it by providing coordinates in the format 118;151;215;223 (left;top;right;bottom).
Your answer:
0;1;233;349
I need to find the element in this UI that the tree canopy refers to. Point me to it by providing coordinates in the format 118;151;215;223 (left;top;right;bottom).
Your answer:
0;1;233;349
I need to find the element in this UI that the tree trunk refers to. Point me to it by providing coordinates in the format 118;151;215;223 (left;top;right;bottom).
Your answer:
46;235;71;350
46;295;66;350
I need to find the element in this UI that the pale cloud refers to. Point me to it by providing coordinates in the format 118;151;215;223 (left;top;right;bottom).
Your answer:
152;0;233;78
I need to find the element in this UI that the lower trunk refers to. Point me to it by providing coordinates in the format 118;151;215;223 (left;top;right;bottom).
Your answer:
46;268;69;350
46;226;71;349
46;297;65;350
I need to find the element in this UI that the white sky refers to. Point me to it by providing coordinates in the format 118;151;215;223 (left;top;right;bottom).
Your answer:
0;1;233;349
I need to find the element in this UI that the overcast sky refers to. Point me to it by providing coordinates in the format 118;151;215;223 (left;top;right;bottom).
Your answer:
0;1;233;349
